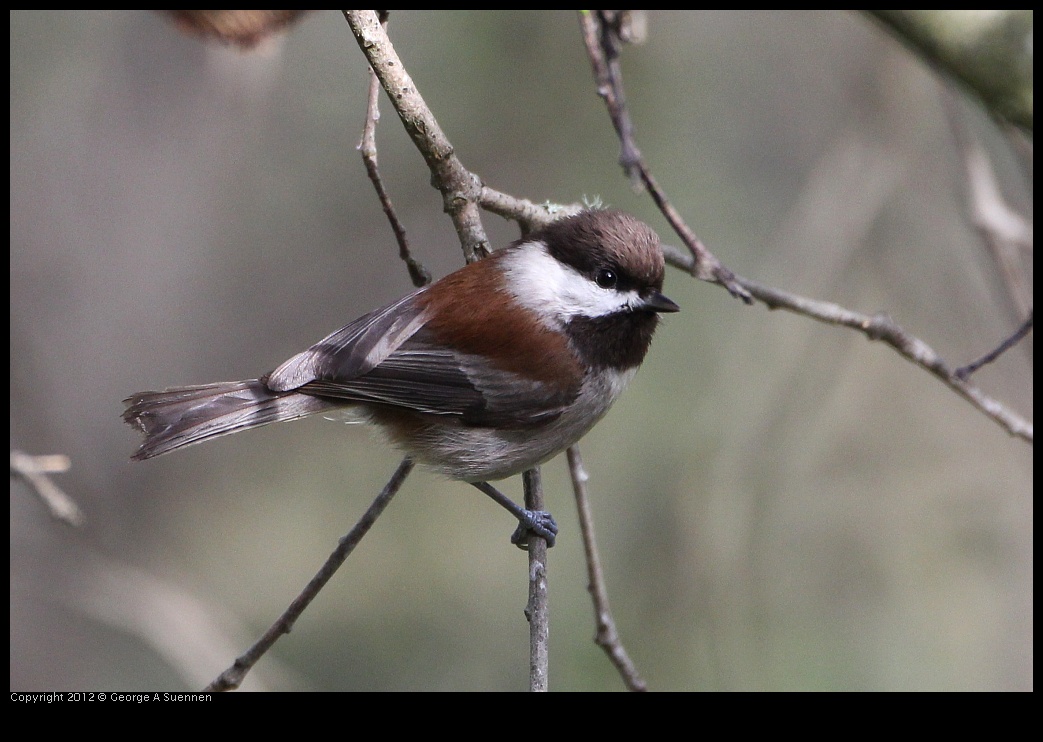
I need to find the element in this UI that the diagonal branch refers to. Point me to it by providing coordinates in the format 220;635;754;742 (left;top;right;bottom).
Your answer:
665;243;1033;443
205;458;414;691
344;10;490;262
956;311;1034;381
583;11;1032;446
578;10;751;303
567;445;647;691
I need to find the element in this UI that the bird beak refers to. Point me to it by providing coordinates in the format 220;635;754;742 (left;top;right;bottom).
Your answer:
643;291;680;313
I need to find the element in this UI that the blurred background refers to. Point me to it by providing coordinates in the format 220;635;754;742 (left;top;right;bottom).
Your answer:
11;10;1032;691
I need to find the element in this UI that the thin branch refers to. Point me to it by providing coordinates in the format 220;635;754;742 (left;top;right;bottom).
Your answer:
343;11;565;693
346;11;590;247
665;243;1033;443
567;446;647;691
478;186;584;236
356;11;431;288
205;457;414;692
344;10;490;262
577;10;751;303
946;97;1036;380
581;12;1031;445
588;11;643;184
11;450;83;527
956;311;1034;381
522;468;550;692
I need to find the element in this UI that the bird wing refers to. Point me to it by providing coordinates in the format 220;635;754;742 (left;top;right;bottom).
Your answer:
266;295;579;428
267;292;429;390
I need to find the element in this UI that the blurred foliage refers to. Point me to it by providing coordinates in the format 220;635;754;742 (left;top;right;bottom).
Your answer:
867;10;1033;133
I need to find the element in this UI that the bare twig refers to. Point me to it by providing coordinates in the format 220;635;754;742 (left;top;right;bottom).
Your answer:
344;10;491;262
205;457;414;691
11;450;83;527
956;311;1034;380
588;11;643;184
342;11;564;692
577;10;751;303
567;445;647;691
357;11;431;288
478;186;584;236
522;468;550;692
665;243;1033;443
347;11;590;249
580;12;1031;445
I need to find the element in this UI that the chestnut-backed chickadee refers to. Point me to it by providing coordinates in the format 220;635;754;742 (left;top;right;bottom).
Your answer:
123;209;679;547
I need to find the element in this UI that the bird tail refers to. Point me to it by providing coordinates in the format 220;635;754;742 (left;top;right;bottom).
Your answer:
122;379;333;460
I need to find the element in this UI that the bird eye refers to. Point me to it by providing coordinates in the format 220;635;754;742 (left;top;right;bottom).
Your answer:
595;268;618;289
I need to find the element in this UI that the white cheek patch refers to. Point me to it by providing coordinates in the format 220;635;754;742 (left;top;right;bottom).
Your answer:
501;241;640;323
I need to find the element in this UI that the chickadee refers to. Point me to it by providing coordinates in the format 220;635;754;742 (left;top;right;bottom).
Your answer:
123;209;679;547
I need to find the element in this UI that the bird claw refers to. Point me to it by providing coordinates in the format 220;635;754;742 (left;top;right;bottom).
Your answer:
510;509;558;549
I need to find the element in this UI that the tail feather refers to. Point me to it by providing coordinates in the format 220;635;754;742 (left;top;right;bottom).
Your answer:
122;379;333;460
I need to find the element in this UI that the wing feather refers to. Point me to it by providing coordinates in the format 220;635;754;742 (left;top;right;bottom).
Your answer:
265;291;581;428
267;293;427;390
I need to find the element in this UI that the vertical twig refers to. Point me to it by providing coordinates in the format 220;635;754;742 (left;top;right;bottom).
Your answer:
344;11;558;691
522;467;550;692
356;11;431;288
344;10;491;263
